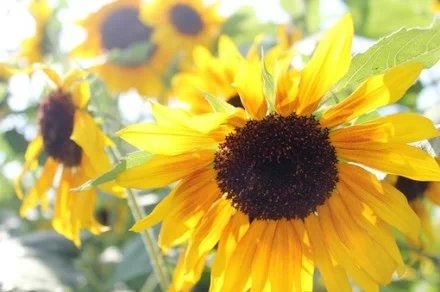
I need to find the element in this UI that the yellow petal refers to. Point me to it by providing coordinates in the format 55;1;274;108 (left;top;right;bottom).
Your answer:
221;220;266;292
159;169;220;252
317;203;379;291
234;59;267;120
300;252;315;292
330;113;439;144
171;249;207;292
321;63;422;128
185;198;235;270
71;81;91;109
53;167;105;247
210;212;249;292
130;193;174;232
152;103;230;133
218;35;242;63
326;193;398;284
117;151;213;189
118;123;220;155
19;157;58;216
25;135;44;162
337;187;406;268
173;199;235;291
71;111;112;176
40;66;63;88
304;214;352;292
251;221;276;292
151;102;192;126
296;14;353;115
339;163;421;243
63;69;87;88
336;143;440;181
15;135;43;199
268;220;304;292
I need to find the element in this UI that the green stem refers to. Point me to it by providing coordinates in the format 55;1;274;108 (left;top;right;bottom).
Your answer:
125;188;171;291
108;148;170;291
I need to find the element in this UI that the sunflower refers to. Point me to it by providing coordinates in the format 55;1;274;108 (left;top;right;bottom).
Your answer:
14;66;124;247
19;0;53;63
385;157;440;246
115;15;440;291
140;0;223;62
72;0;173;96
170;32;297;114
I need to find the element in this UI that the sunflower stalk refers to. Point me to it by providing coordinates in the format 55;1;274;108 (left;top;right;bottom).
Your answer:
108;148;170;291
125;188;171;291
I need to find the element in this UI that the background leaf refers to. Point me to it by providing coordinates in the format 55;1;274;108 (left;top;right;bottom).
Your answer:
333;20;440;97
344;0;433;38
76;151;153;191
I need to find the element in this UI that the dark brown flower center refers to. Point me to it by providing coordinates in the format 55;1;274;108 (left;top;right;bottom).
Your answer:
214;113;339;220
170;4;203;35
100;7;154;51
38;89;82;167
395;176;429;202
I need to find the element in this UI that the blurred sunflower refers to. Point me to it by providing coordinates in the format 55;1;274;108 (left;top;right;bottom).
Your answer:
14;66;124;247
140;0;223;62
114;15;440;291
433;0;440;12
73;0;172;96
171;31;298;113
385;157;440;245
170;35;243;113
19;0;54;63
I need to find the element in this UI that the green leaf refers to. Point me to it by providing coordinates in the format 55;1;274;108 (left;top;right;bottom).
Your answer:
4;129;28;154
107;42;155;66
220;6;277;45
261;59;275;113
109;236;151;286
202;91;236;114
280;0;304;18
333;20;440;96
344;0;433;38
75;151;153;191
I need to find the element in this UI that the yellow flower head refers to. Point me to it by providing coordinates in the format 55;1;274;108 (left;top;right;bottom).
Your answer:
140;0;223;62
72;0;172;96
15;66;124;247
116;15;440;291
19;0;53;63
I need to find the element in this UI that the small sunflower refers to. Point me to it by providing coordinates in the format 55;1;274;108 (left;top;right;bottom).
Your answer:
116;15;440;291
171;34;297;113
385;157;440;245
15;66;124;247
72;0;172;96
140;0;223;61
19;0;53;63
